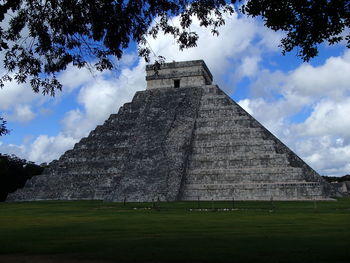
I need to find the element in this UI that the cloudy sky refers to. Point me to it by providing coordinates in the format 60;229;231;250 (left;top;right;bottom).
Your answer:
1;12;349;177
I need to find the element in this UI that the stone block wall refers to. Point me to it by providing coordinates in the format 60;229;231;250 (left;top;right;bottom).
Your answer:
146;60;212;89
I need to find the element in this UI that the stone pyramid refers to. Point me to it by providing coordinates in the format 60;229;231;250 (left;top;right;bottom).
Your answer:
8;60;338;202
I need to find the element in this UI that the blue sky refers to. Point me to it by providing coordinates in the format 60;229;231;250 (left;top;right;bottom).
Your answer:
1;12;350;176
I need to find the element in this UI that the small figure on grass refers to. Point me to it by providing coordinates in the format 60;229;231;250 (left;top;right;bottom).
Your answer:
270;196;275;212
313;197;318;211
157;196;161;210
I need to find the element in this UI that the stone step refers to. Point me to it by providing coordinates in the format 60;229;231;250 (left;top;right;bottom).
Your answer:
184;182;321;189
184;173;305;184
53;161;125;173
198;108;247;118
189;152;288;161
192;145;276;154
188;158;291;169
181;182;324;201
195;118;256;128
195;118;255;128
187;166;302;175
199;105;243;111
65;143;167;159
61;148;128;160
195;125;263;134
201;92;227;98
71;144;131;153
200;95;230;103
201;85;224;94
192;139;276;148
194;131;267;141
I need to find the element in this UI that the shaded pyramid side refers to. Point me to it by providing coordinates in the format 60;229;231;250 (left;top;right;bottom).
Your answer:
179;85;337;200
8;87;204;202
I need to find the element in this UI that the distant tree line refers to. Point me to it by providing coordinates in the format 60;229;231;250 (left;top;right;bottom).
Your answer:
322;175;350;183
0;153;44;201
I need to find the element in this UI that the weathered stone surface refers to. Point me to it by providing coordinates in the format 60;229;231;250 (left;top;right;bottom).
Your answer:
7;60;340;202
9;86;204;202
178;85;337;200
146;60;212;90
332;181;350;196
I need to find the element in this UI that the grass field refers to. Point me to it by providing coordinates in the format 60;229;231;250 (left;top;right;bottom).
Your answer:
0;199;350;262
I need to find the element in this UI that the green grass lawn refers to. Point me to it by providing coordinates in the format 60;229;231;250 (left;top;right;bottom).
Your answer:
0;199;350;262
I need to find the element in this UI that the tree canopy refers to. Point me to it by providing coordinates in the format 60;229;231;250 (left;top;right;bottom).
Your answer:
244;0;349;61
322;174;350;183
0;116;9;136
0;0;349;101
0;153;44;201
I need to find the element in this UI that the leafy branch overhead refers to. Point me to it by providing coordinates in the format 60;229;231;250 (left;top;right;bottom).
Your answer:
0;117;9;136
0;0;349;96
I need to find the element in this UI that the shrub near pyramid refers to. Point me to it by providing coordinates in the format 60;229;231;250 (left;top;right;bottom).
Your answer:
8;60;339;202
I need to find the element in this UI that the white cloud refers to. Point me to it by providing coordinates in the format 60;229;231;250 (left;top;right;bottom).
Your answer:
289;53;350;99
0;81;41;110
145;12;282;93
0;133;77;165
27;133;77;164
283;97;350;176
61;109;84;138
58;65;95;93
251;50;350;104
119;52;138;67
239;56;261;77
6;104;35;122
294;136;350;176
292;99;350;141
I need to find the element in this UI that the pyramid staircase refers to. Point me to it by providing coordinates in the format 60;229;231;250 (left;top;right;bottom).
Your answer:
180;86;330;200
8;60;338;202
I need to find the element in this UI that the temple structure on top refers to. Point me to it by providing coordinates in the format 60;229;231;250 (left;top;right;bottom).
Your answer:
146;60;213;89
7;60;340;202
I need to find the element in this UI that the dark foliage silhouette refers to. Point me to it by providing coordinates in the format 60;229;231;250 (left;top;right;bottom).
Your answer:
0;153;44;201
1;1;349;94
